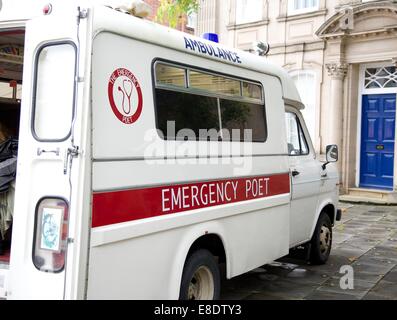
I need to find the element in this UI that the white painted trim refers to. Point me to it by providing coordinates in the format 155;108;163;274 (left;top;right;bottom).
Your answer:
356;62;397;190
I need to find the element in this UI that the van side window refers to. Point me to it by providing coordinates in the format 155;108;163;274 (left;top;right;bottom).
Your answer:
285;112;309;156
154;61;266;142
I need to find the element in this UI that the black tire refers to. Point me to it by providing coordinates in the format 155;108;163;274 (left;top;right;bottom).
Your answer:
309;212;333;265
179;249;221;300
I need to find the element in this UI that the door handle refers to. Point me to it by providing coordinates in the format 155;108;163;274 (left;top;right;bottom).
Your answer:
292;170;300;177
376;145;385;151
37;148;60;156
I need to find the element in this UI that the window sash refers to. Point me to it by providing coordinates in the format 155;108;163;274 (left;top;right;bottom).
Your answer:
288;0;319;15
236;0;263;24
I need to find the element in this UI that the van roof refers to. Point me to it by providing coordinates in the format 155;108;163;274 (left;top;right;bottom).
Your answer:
92;5;303;108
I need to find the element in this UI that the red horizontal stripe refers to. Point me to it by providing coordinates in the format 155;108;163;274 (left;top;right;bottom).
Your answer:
92;173;290;228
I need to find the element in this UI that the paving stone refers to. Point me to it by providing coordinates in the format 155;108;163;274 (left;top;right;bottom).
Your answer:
331;246;369;261
305;289;359;300
333;232;354;245
220;291;252;300
368;280;397;299
221;274;268;293
362;292;395;300
365;246;397;262
355;254;397;267
243;291;292;300
244;279;317;300
382;267;397;283
284;268;331;285
316;277;375;299
350;260;395;283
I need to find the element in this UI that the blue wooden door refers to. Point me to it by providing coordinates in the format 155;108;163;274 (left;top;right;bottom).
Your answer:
360;94;396;190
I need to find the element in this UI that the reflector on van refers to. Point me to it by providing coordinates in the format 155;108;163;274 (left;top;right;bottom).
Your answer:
43;4;52;15
32;198;69;273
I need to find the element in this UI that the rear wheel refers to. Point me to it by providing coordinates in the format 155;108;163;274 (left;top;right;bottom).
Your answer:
179;249;220;300
309;212;333;265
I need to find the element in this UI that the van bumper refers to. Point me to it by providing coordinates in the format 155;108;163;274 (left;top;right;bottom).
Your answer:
336;209;342;222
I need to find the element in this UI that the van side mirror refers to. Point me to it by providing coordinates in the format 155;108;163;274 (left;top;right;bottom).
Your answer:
322;145;338;170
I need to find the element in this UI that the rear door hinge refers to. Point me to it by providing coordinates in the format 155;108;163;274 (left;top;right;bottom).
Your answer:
64;146;80;175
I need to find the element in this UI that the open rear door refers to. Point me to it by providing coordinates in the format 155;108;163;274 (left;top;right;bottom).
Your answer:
8;7;84;299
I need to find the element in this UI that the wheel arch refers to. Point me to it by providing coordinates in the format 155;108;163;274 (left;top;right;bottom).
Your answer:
309;200;337;239
168;222;229;299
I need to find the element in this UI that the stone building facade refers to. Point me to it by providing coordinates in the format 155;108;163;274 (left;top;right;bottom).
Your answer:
197;0;397;202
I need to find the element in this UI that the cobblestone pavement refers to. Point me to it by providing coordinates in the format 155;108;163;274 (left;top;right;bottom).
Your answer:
220;203;397;300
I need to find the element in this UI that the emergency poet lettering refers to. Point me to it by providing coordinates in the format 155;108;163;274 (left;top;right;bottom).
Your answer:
162;177;270;213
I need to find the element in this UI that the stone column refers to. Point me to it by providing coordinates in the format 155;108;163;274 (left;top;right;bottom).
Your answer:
326;63;348;171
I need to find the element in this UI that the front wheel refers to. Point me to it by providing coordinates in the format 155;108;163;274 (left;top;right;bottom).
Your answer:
309;212;333;265
179;249;221;300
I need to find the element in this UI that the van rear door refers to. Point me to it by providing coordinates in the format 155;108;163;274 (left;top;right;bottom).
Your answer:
8;9;82;299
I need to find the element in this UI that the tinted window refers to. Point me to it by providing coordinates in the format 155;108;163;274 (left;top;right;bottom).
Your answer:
220;99;266;142
285;112;309;155
155;64;186;88
154;61;266;142
242;82;262;100
156;89;219;140
189;70;241;96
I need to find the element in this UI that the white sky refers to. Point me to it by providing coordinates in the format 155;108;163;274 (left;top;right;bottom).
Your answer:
0;0;129;20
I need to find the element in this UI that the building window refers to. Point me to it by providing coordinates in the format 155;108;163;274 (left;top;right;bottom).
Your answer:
186;12;197;29
364;66;397;89
236;0;263;25
291;71;316;142
288;0;319;15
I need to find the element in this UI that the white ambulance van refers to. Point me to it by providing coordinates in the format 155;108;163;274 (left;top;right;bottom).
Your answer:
0;0;340;300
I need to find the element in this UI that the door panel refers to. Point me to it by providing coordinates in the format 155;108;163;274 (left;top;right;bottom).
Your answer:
360;94;396;190
9;13;80;299
286;111;321;246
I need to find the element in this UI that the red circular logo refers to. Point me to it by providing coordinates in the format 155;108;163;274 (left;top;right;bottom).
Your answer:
108;68;143;124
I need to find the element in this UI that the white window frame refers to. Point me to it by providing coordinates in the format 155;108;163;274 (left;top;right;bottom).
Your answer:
355;62;397;189
288;0;319;16
235;0;263;25
186;12;197;29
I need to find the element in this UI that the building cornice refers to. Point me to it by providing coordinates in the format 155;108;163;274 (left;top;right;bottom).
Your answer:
226;19;269;31
276;9;328;23
316;2;397;40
